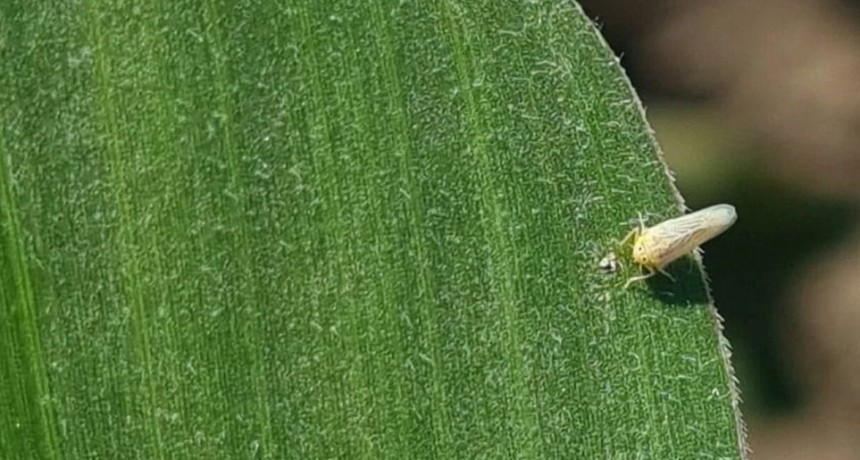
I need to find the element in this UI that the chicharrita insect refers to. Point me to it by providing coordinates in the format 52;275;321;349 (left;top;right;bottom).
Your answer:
621;204;737;288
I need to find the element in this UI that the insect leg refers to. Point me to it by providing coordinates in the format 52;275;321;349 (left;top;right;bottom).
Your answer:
657;266;675;282
624;266;656;288
620;213;647;247
619;227;639;247
637;212;647;231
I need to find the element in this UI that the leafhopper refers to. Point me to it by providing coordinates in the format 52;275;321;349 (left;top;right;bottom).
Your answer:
621;204;737;288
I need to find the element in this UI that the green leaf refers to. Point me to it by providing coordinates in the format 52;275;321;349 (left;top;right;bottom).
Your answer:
1;0;746;458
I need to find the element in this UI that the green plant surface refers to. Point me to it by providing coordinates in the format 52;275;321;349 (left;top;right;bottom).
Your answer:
0;0;745;458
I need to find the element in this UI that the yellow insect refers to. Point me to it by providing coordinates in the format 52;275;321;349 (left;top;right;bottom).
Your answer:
621;204;737;288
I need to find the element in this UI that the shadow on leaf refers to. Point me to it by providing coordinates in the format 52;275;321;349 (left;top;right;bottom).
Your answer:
644;257;711;306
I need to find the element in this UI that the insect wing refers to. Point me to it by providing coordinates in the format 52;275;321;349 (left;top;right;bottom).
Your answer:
643;205;736;267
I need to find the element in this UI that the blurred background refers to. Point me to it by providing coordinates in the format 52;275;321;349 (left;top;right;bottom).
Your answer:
580;1;860;458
